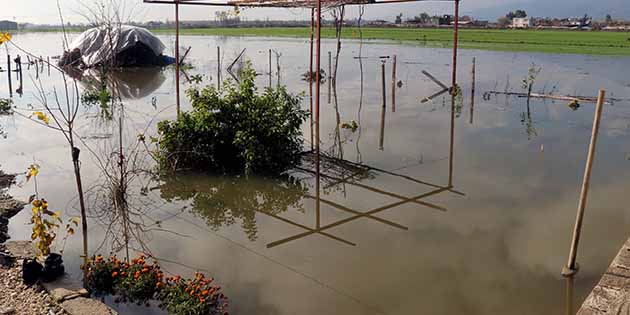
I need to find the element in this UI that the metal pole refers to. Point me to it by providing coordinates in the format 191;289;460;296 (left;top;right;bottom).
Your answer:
562;89;606;277
217;46;221;90
309;8;314;151
470;57;476;124
175;0;181;117
391;55;397;112
7;55;12;97
315;0;322;229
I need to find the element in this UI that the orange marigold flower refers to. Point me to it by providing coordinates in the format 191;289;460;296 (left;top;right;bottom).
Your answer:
190;290;195;296
142;268;150;273
201;290;209;296
112;271;119;277
121;272;126;277
199;298;206;304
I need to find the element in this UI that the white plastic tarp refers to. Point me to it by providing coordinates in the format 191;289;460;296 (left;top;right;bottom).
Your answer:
68;25;165;67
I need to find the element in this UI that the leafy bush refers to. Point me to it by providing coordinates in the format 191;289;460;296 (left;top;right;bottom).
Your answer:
156;62;308;174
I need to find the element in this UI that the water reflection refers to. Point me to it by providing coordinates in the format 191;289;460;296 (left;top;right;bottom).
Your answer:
78;67;166;100
158;174;308;242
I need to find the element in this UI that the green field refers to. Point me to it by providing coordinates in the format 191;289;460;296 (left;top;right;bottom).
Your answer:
151;27;630;56
20;27;630;56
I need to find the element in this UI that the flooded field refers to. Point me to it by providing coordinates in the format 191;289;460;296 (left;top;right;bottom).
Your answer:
2;32;630;315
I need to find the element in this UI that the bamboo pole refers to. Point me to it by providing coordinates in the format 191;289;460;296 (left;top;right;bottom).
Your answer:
7;55;12;97
448;0;460;188
561;89;606;277
391;54;397;112
379;61;386;150
309;8;314;150
175;0;181;117
315;0;322;229
470;57;475;124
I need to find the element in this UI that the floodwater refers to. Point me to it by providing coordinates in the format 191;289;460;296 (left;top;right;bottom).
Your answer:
2;32;630;315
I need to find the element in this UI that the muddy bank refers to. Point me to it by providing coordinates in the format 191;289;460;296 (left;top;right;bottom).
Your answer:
0;170;25;244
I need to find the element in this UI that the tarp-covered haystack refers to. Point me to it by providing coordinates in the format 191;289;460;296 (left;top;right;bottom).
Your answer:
59;25;174;68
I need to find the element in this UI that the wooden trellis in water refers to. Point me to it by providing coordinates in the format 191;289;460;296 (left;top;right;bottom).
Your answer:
144;0;463;248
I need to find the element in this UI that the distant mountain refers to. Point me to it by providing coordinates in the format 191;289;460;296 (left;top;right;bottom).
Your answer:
467;0;630;21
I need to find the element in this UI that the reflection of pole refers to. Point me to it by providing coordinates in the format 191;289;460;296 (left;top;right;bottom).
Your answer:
470;57;476;124
217;46;221;90
391;55;397;112
565;277;574;315
562;90;605;277
269;48;272;89
379;62;386;150
327;51;331;104
7;54;12;97
315;0;322;229
309;9;314;151
175;0;181;117
47;56;50;77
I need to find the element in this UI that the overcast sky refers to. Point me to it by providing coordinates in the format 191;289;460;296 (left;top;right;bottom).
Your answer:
1;0;628;25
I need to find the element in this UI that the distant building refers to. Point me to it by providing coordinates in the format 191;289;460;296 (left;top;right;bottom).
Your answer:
511;17;532;28
0;20;18;31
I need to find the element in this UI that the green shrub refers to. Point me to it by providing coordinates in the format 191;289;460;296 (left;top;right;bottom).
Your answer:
156;62;308;174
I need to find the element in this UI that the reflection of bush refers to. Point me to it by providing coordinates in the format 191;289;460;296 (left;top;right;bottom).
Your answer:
159;173;307;241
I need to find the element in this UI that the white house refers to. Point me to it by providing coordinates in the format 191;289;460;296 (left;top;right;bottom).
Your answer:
512;17;533;28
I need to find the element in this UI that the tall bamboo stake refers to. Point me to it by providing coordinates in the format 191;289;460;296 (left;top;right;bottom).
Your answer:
391;55;397;112
448;0;460;188
315;0;322;229
175;0;181;117
561;89;606;277
309;8;314;150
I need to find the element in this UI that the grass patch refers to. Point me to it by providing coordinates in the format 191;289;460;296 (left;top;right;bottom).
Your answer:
18;27;630;55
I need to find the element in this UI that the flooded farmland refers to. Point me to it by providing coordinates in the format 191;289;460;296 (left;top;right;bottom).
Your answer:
2;32;630;315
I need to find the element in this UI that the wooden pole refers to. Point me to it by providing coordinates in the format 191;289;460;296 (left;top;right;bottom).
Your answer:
309;8;314;150
217;46;221;90
7;55;12;97
315;0;322;229
561;89;606;277
391;55;397;112
452;1;459;91
470;57;476;125
175;0;181;117
379;61;386;150
448;0;460;188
